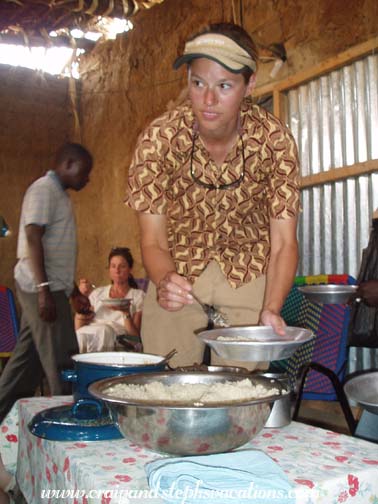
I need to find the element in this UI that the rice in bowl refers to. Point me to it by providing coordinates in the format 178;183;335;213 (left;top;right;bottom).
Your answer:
103;378;282;406
89;372;284;455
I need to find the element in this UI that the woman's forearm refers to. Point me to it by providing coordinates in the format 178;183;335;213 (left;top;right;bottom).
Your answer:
122;311;142;337
138;213;177;286
262;241;299;314
138;213;193;311
141;243;177;286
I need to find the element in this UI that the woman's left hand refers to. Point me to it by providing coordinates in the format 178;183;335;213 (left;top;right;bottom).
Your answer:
259;309;287;336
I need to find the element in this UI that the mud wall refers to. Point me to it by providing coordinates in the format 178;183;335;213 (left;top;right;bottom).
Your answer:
0;65;72;296
77;0;378;287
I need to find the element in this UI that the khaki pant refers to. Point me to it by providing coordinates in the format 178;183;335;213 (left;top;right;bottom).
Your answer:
141;261;268;370
0;285;78;421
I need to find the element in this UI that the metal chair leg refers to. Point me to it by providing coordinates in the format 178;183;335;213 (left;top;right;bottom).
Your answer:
293;362;357;435
201;320;214;366
292;364;310;420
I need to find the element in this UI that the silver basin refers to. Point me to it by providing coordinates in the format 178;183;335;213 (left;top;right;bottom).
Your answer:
297;285;358;304
89;372;284;455
344;371;378;415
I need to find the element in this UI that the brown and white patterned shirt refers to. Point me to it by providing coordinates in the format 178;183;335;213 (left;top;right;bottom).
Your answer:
125;98;300;288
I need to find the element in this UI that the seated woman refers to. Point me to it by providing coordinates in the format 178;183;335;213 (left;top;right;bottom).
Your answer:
75;247;145;353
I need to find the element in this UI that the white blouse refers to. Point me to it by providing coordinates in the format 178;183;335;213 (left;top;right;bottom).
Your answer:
87;285;145;335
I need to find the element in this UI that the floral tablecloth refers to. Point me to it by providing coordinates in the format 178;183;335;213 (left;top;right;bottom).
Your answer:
1;396;378;504
0;400;19;475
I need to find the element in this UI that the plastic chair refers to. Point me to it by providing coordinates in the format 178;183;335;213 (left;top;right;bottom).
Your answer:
270;274;358;434
135;277;149;293
0;286;19;367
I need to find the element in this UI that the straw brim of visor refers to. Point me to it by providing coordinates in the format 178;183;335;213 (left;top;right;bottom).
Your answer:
173;52;256;74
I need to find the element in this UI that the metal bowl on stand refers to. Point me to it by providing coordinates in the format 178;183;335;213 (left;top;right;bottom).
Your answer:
344;371;378;415
255;372;292;428
297;285;358;304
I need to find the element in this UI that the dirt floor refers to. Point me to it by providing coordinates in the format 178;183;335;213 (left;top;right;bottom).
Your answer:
297;399;361;435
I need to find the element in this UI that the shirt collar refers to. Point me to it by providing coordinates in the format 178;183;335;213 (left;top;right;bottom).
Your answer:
47;170;65;191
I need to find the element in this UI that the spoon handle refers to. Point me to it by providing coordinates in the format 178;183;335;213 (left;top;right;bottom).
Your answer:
190;291;209;312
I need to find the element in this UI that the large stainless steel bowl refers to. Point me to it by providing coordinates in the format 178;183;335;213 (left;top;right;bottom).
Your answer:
197;326;314;362
89;372;284;455
344;371;378;415
297;285;358;304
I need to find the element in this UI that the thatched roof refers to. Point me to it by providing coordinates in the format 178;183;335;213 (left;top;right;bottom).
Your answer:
0;0;164;48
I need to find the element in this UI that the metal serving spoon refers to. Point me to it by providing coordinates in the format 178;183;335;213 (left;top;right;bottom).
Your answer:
190;292;229;328
163;348;178;361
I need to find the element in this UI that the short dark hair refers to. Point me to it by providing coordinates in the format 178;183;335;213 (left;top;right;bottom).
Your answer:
188;22;258;83
55;142;93;168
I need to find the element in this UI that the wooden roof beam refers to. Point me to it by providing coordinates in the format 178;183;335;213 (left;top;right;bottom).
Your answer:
0;32;95;51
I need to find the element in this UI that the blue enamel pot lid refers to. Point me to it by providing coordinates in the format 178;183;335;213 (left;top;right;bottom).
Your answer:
28;400;123;442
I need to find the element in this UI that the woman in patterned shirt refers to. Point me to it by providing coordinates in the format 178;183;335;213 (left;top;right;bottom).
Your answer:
126;22;300;368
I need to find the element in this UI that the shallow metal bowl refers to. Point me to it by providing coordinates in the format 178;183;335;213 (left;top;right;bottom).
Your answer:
197;326;314;362
344;371;378;415
101;298;131;308
172;364;250;374
89;372;284;455
297;285;358;304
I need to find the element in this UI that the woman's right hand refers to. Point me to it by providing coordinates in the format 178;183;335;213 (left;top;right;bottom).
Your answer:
79;278;95;296
157;272;194;311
